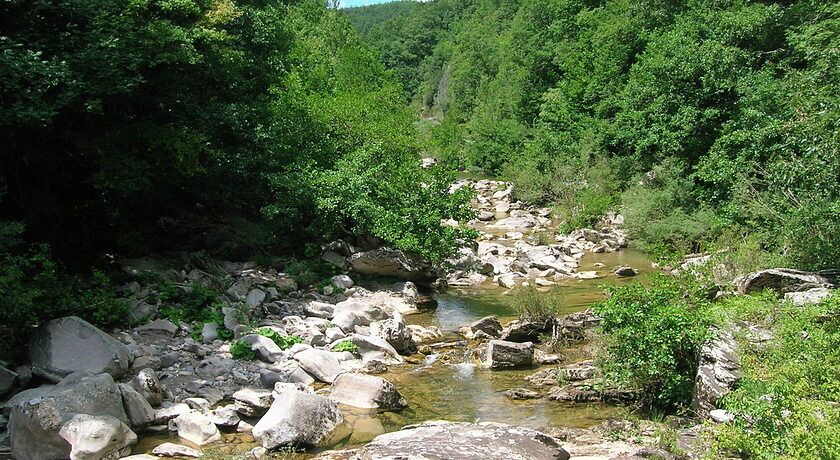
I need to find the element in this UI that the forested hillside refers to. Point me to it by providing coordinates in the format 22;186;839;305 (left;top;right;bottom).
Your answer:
350;0;839;268
0;0;472;351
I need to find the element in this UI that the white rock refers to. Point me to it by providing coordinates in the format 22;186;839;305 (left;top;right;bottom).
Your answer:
169;410;221;446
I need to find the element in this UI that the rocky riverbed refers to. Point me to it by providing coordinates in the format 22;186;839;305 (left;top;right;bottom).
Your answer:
4;179;831;460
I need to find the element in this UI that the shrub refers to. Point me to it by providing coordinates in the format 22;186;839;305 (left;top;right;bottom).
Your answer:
711;292;840;459
256;327;303;350
230;340;256;360
506;285;564;325
593;274;713;411
333;340;360;355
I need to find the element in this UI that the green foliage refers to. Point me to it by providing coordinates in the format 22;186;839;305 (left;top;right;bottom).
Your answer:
710;292;840;460
256;327;303;350
506;285;564;325
230;339;256;361
594;275;713;411
333;340;360;355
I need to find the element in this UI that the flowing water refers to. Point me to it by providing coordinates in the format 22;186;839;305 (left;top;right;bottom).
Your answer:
134;249;657;457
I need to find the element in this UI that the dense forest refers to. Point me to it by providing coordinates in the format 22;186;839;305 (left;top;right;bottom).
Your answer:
347;0;839;268
0;0;473;350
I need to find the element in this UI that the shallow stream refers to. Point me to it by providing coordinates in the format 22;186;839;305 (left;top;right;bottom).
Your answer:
135;249;656;457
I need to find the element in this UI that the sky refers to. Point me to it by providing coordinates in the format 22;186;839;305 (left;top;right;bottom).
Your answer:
339;0;412;9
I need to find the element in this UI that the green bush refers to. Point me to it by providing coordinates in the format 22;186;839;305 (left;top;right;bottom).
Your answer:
256;327;303;350
230;340;256;361
506;285;564;325
710;292;840;459
333;340;360;355
594;275;713;411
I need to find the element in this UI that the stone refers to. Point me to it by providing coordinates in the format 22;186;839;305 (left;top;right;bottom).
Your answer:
196;356;235;379
486;340;534;370
370;314;416;354
504;388;540;400
470;316;502;338
246;289;267;307
201;322;218;344
240;334;284;363
233;388;274;417
613;266;638;277
709;409;736;423
266;361;315;386
294;348;342;383
58;414;137;460
331;275;354;289
350;417;386;444
153;403;191;424
209;404;240;428
498;273;516;288
169;410;221;446
330;373;407;410
784;287;832;306
119;383;155;428
305;301;336;319
131;355;162;371
348;248;436;282
184;397;211;412
345;334;404;365
326;327;346;342
0;365;18;395
692;328;740;418
390;281;419;301
252;391;343;449
355;421;569;460
29;316;132;382
8;373;129;460
407;325;443;344
134;319;178;339
738;268;833;295
133;368;166;406
152;442;203;457
500;320;548;343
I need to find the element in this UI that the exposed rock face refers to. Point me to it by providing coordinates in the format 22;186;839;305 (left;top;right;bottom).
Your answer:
252;391;343;449
7;373;129;460
58;414;136;460
353;421;570;460
738;268;833;295
349;248;436;282
330;374;407;410
486;340;534;370
692;328;740;418
29;316;131;382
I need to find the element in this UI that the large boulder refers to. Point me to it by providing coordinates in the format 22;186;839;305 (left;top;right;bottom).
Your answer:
58;414;136;460
349;248;436;282
169;410;221;445
738;268;834;295
233;388;274;417
118;383;155;428
240;334;285;363
370;313;416;354
7;373;131;460
784;287;833;306
252;390;343;449
330;374;407;410
0;365;18;395
470;316;502;338
486;340;534;370
29;316;131;382
692;328;740;418
354;421;570;460
500;319;549;343
294;348;342;383
345;334;403;365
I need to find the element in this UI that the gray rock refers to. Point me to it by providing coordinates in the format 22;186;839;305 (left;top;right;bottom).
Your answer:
184;397;211;412
252;391;343;449
201;322;218;344
263;361;315;386
133;368;166;406
331;275;354;289
240;334;285;363
152;442;203;457
119;383;155;428
134;319;178;339
371;314;416;354
196;356;235;379
486;340;534;370
348;248;436;282
345;334;403;365
8;373;129;460
131;355;162;371
613;266;638;277
305;301;336;319
294;349;342;383
470;316;502;338
330;374;406;410
784;287;832;306
355;421;569;460
738;268;833;294
58;414;137;460
29;316;132;382
209;405;240;428
0;365;19;395
169;410;221;445
233;388;274;417
692;328;740;418
246;289;267;307
153;403;191;424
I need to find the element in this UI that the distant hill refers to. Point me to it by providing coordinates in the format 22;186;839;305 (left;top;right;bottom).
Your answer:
342;1;422;35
